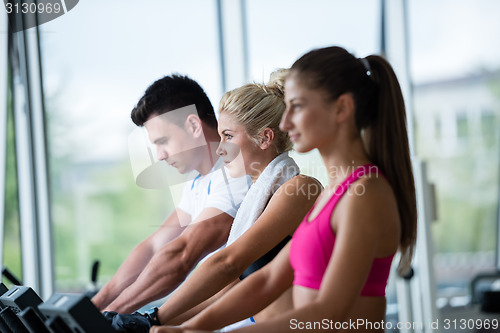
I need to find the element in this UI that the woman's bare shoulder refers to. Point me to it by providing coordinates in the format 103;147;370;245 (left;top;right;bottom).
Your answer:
267;174;323;210
282;174;324;191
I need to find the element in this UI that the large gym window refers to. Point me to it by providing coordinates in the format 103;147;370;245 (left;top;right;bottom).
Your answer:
410;0;500;309
38;0;222;292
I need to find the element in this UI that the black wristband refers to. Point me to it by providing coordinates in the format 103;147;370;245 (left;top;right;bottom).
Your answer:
143;307;161;326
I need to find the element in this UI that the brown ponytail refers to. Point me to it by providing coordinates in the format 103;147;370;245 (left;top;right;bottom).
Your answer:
291;47;417;275
364;55;417;275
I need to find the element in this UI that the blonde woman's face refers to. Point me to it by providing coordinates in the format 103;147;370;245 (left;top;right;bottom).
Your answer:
216;112;262;178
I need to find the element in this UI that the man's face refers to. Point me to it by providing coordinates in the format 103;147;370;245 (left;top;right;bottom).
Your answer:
144;113;204;174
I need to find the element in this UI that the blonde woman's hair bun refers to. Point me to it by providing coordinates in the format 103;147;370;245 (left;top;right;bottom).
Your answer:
267;68;289;98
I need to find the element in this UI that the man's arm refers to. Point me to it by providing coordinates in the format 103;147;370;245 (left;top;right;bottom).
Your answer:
102;207;234;313
92;209;188;310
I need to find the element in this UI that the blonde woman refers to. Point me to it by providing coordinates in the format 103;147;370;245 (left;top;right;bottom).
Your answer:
108;70;322;332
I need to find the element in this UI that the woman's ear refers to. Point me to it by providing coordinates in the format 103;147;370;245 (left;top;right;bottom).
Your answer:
333;93;355;124
185;114;204;138
259;128;275;150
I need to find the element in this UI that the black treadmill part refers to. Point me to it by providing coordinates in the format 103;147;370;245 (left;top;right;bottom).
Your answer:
1;269;22;287
0;284;12;333
0;307;28;333
0;284;7;299
481;290;500;313
91;261;99;286
45;316;72;333
39;293;114;333
0;287;43;319
0;314;14;333
18;307;51;333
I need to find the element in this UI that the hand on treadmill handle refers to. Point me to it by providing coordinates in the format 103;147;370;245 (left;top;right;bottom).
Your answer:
103;308;160;333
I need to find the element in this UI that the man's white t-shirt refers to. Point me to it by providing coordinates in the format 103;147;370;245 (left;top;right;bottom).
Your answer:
177;158;250;225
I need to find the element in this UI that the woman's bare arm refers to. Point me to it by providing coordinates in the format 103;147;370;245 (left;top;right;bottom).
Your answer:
157;175;322;324
183;242;295;331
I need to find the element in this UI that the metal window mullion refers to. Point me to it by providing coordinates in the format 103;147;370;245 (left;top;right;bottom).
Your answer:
413;160;439;329
215;0;226;93
25;24;54;300
11;8;54;298
12;15;53;297
240;0;250;83
12;26;40;292
216;0;248;93
0;7;9;272
384;0;439;331
497;132;500;271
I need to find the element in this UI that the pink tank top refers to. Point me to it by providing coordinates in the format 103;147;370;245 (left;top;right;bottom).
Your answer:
289;164;394;296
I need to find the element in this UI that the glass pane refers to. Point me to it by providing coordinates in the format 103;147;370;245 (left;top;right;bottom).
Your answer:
246;0;380;184
245;1;381;231
3;78;22;288
410;0;500;308
247;0;379;80
40;0;221;292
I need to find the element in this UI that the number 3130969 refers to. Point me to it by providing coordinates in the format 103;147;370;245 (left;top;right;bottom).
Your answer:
5;2;62;14
443;318;498;330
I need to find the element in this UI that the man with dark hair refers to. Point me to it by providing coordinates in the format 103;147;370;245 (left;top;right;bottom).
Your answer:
130;75;218;129
92;75;249;314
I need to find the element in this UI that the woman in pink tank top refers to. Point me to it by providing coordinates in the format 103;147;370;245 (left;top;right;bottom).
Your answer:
152;46;417;333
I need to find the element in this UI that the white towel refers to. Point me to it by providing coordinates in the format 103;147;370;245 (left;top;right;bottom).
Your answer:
226;152;300;246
